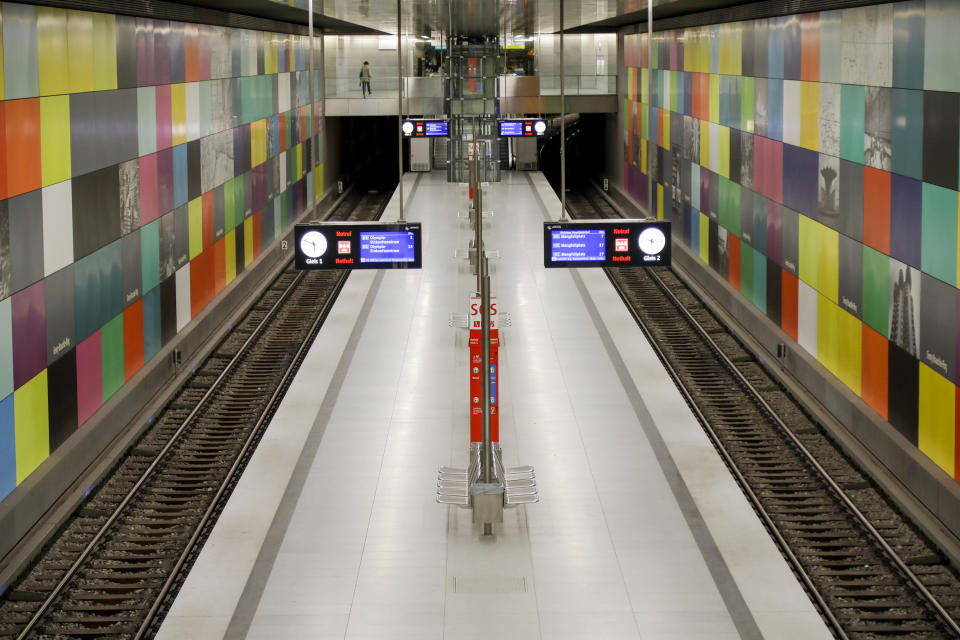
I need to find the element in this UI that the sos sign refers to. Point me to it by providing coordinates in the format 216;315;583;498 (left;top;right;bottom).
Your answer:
469;297;498;329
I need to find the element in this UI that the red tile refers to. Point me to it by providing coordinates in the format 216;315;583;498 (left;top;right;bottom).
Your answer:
781;269;798;341
728;235;741;290
863;166;891;254
190;249;215;317
862;324;889;420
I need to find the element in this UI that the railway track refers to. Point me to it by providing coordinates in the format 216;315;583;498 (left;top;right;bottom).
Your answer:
566;184;960;639
0;189;390;640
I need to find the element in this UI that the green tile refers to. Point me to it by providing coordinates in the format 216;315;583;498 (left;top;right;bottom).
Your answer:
198;80;212;138
718;177;741;236
224;177;236;231
819;10;843;84
921;182;958;285
2;3;39;100
891;89;923;180
137;86;157;157
141;220;160;294
0;299;12;399
753;249;767;314
741;242;754;303
840;85;865;164
862;246;889;336
100;313;124;402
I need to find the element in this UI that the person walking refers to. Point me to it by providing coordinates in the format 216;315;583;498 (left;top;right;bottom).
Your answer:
359;61;372;97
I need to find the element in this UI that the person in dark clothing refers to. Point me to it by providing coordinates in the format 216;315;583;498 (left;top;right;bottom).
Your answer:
359;61;372;97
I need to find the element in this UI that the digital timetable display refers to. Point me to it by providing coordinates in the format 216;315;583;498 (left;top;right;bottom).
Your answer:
401;119;449;137
543;220;671;268
295;222;423;270
498;119;547;137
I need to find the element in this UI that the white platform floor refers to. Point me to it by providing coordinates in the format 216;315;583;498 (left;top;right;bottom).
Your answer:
157;171;831;639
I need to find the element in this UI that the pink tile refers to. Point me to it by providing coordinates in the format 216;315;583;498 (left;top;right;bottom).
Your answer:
155;85;172;151
76;331;103;426
139;153;159;225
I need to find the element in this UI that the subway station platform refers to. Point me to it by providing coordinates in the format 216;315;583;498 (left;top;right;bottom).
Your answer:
156;171;831;640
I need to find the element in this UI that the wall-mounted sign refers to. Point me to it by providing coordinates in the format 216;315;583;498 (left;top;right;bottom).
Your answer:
295;222;423;270
401;119;449;137
543;220;671;268
498;119;547;137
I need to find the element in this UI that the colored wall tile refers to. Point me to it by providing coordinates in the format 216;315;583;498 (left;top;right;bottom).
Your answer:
142;287;161;363
863;166;891;254
122;300;143;382
137;87;158;158
838;234;862;319
0;395;13;500
14;370;48;483
863;246;890;337
798;280;818;357
893;0;925;90
0;300;10;398
888;342;919;444
75;330;102;425
66;9;95;93
923;0;960;92
839;84;865;164
922;91;959;192
39;95;70;187
91;11;117;92
175;262;191;332
890;175;922;269
42;181;73;277
11;281;45;394
862;324;889;419
188;197;203;259
921;182;958;286
782;268;799;340
920;273;956;380
800;12;820;82
2;98;41;199
44;264;74;366
37;7;69;96
2;3;39;100
47;348;77;450
918;363;955;474
783;145;818;218
891;89;923;181
100;313;123;402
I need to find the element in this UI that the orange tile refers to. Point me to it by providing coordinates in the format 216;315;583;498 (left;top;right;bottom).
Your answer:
123;300;144;382
0;103;7;201
3;99;42;199
861;324;889;420
800;13;820;82
781;269;799;341
184;24;199;83
863;166;891;254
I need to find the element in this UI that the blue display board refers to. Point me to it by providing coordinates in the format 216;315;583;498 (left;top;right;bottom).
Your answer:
401;119;449;137
498;119;547;137
295;222;423;270
543;220;671;268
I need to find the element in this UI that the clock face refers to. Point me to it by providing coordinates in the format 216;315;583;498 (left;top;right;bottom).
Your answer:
402;121;415;135
637;227;666;255
534;120;547;135
300;230;328;258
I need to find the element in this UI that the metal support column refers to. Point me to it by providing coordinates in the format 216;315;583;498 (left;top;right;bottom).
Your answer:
646;1;652;219
560;0;566;219
397;0;405;223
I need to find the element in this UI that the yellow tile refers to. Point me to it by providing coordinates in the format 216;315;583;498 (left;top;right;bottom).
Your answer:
92;12;117;91
251;118;267;167
836;306;862;395
798;215;819;289
315;162;324;198
699;212;709;261
718;126;729;178
40;96;71;186
818;223;839;303
67;10;95;94
171;83;187;146
718;23;742;76
662;109;670;150
816;294;839;381
657;183;664;220
37;7;69;96
243;218;254;266
641;138;647;174
225;229;236;284
188;197;203;259
918;363;955;475
15;371;49;485
800;81;819;152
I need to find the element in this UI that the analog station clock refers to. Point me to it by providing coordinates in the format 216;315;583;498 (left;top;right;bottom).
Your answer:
637;227;666;255
300;230;328;258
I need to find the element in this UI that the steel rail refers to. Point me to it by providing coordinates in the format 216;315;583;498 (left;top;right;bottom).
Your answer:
136;269;347;638
14;268;310;640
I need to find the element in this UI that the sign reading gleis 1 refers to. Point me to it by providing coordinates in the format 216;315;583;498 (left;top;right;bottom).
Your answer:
294;222;423;270
543;220;671;268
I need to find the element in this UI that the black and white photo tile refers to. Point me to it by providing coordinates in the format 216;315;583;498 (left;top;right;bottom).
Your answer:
0;201;10;300
818;82;841;158
818;153;840;220
740;129;754;190
889;258;921;356
119;159;141;236
864;85;892;171
159;211;177;280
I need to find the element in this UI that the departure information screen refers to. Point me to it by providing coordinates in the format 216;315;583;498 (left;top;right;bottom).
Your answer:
401;119;449;137
359;231;417;263
295;222;423;270
498;119;547;137
543;220;671;268
549;229;606;262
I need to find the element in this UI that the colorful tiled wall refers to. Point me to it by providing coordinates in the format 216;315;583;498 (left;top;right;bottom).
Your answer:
623;0;960;482
0;3;324;501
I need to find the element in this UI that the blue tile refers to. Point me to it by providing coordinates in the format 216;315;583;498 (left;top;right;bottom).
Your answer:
0;394;14;500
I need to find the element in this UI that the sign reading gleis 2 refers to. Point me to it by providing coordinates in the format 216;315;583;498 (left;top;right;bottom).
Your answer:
543;220;671;268
294;222;423;270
